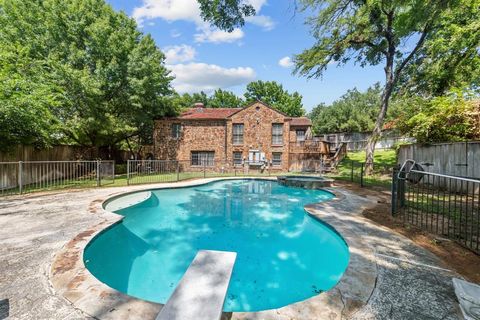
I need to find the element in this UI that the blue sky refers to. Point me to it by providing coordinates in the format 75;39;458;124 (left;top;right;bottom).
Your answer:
106;0;384;112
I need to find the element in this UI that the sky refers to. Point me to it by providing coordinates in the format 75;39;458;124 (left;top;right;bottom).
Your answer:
106;0;385;112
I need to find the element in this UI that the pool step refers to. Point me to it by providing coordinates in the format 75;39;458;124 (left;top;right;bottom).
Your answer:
156;250;237;320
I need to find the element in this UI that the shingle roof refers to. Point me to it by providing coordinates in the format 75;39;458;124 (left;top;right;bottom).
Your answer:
289;117;312;126
178;108;242;119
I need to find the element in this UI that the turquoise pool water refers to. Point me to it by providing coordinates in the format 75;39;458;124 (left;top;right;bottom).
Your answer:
84;179;349;312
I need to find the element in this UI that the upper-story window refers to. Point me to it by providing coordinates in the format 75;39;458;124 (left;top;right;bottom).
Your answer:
296;130;306;142
171;123;181;139
272;123;283;145
233;124;244;145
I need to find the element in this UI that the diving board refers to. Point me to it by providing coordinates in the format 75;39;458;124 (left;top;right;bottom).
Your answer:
156;250;237;320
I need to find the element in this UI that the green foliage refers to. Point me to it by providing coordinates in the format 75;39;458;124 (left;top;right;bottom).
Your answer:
399;1;480;96
197;0;256;32
209;89;244;107
294;0;453;79
244;81;305;116
309;84;383;134
0;53;64;151
0;0;174;152
395;90;480;143
170;90;243;109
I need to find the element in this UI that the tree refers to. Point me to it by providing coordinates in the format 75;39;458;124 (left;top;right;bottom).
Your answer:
294;0;468;174
0;0;175;153
395;90;480;143
209;89;244;108
309;84;385;134
398;2;480;96
244;80;305;116
197;0;255;32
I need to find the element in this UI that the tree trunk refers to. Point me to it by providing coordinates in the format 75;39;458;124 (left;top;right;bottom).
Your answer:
365;57;395;175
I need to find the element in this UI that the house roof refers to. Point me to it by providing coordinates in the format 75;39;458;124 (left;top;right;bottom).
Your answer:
290;117;312;126
168;101;309;125
178;107;242;120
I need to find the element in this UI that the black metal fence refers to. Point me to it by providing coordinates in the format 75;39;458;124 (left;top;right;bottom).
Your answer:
329;160;394;188
392;168;480;254
126;160;325;185
0;160;115;196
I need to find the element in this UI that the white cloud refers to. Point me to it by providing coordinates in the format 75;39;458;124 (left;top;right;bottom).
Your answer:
245;15;275;30
167;63;256;93
133;0;201;25
163;45;196;64
278;56;294;68
170;29;182;38
133;0;275;43
194;26;244;44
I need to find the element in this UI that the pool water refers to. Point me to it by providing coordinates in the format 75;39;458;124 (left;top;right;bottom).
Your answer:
84;179;349;312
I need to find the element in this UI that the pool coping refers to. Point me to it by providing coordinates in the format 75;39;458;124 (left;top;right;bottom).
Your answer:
49;177;378;320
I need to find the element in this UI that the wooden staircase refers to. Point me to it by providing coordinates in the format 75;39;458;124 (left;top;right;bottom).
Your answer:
322;143;347;173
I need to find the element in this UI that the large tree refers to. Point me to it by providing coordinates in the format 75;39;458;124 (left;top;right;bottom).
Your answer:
0;0;175;152
294;0;472;174
244;80;305;116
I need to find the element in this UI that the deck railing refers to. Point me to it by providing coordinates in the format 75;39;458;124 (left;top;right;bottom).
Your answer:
289;140;329;153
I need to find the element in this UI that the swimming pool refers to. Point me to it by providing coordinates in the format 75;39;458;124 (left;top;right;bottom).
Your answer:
84;179;349;312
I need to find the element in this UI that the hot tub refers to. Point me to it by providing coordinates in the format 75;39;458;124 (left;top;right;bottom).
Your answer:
277;175;334;189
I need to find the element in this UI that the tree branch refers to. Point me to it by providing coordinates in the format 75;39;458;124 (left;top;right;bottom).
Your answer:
394;23;430;80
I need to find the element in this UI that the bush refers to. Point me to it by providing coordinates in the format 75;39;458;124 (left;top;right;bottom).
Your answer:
115;164;127;175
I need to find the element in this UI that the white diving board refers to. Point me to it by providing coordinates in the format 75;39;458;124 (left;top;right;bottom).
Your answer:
156;250;237;320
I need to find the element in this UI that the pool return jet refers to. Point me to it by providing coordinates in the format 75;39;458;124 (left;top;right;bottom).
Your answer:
156;250;237;320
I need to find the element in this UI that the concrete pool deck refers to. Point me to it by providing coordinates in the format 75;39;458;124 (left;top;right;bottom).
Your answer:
0;178;462;319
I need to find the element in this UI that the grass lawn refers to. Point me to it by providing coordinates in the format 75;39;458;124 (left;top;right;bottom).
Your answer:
327;149;397;188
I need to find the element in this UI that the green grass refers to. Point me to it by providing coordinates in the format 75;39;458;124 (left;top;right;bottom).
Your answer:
326;149;397;188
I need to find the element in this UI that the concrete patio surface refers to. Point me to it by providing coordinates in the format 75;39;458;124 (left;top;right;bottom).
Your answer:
0;178;462;320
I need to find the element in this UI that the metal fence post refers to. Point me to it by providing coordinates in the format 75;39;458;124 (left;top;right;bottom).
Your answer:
360;163;364;187
176;161;180;181
391;169;397;215
112;161;115;184
203;161;206;178
18;161;23;194
127;160;130;186
96;160;101;187
351;160;354;182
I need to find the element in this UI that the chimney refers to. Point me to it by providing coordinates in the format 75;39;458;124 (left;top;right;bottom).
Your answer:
194;102;205;110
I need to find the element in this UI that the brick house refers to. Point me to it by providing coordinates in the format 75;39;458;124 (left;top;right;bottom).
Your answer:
153;101;329;172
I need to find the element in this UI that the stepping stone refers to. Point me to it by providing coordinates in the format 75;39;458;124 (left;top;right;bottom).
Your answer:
156;250;237;320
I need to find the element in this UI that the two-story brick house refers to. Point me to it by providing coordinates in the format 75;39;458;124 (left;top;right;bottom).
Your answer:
153;101;329;172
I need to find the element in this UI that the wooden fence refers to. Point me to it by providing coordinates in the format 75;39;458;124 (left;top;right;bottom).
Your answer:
397;141;480;179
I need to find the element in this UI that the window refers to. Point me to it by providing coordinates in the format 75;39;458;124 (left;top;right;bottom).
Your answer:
272;153;282;166
296;130;306;142
272;123;283;145
233;124;244;145
233;152;243;165
171;123;181;139
191;151;214;166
